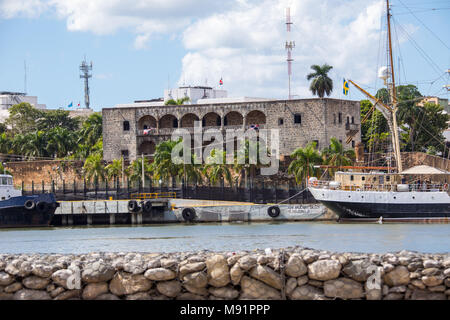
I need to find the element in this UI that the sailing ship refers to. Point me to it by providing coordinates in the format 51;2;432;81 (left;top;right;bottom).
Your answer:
308;0;450;222
0;173;59;228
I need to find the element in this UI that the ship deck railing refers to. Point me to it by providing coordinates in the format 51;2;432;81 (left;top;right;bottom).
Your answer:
310;181;449;192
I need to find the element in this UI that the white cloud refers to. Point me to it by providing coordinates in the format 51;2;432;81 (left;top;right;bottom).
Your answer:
179;0;385;99
2;0;401;99
0;0;48;18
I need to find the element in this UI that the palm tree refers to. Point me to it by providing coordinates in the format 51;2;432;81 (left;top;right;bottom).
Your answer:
151;139;183;186
105;158;126;185
78;113;102;147
0;133;12;154
321;137;355;177
234;139;266;188
128;157;152;184
83;152;105;183
306;64;333;98
164;97;190;106
46;127;76;158
21;131;48;158
288;141;322;184
203;149;233;187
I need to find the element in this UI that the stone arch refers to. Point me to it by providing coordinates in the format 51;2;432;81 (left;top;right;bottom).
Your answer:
224;111;243;126
138;141;156;155
180;113;200;128
246;110;266;126
202;112;222;127
138;115;157;130
159;114;178;129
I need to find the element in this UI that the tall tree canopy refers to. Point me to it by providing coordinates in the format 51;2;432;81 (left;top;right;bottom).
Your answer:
306;64;333;98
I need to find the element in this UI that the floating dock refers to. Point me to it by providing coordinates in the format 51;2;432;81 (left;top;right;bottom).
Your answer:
52;198;331;226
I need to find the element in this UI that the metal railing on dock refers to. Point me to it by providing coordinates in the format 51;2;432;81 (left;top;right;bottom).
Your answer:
130;192;177;200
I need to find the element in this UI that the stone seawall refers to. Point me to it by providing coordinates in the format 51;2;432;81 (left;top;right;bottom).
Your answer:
0;247;448;300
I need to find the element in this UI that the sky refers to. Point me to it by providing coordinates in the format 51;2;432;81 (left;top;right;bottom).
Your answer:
0;0;449;112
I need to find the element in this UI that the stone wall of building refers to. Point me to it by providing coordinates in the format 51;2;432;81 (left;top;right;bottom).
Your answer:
0;246;448;300
102;98;361;162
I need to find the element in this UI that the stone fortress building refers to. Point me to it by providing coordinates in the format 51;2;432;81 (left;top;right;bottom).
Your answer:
102;86;361;162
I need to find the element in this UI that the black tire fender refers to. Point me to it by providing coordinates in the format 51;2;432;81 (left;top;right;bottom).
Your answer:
128;200;140;213
36;201;48;214
143;201;152;213
182;208;196;222
267;206;280;218
24;200;35;210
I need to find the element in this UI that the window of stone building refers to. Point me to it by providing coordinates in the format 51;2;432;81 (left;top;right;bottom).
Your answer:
350;175;354;181
346;116;350;124
339;139;342;144
121;150;129;159
338;113;342;124
333;114;336;124
202;118;206;127
313;140;319;149
216;117;221;126
294;114;301;124
352;140;355;148
123;121;130;131
278;118;284;125
143;125;148;130
173;119;178;128
351;116;354;124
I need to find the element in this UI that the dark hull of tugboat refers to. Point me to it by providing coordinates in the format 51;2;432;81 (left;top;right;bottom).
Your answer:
320;200;450;223
0;194;59;228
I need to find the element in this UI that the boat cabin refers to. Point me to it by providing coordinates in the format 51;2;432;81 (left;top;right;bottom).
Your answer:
0;174;21;200
334;171;401;191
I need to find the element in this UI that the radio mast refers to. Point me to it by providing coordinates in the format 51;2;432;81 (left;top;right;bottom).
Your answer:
79;56;93;109
285;7;295;100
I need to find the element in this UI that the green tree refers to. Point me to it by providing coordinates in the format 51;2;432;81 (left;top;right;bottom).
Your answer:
105;158;125;181
37;109;80;132
233;139;267;187
128;157;152;183
21;131;48;158
78;113;102;148
360;99;389;152
306;64;333;98
164;97;190;106
83;152;105;183
5;103;43;134
321;137;355;177
151;139;183;185
203;149;233;187
288;141;322;184
46;127;76;158
0;133;12;154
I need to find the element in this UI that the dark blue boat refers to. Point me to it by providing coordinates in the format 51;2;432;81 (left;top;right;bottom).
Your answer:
0;174;59;228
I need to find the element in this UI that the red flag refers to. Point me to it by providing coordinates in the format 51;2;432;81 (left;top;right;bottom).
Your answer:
219;78;223;86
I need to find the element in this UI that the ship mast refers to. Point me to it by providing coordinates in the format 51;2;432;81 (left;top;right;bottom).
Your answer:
347;0;403;173
387;0;403;172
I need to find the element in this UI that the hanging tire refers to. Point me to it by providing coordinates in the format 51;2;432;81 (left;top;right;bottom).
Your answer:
128;200;140;213
36;201;48;214
143;201;152;213
24;200;35;210
267;206;280;218
182;208;196;222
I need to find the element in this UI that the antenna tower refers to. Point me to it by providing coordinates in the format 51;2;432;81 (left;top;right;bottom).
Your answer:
285;7;295;100
79;56;93;109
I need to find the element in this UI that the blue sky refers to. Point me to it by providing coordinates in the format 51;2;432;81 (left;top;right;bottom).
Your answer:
0;0;448;112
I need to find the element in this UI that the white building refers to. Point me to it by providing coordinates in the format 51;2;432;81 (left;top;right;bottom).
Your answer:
164;86;227;104
114;86;270;109
0;92;47;123
0;92;47;110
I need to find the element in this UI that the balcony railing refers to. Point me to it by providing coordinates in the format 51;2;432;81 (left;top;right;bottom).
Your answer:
309;180;448;192
345;123;359;131
137;124;267;136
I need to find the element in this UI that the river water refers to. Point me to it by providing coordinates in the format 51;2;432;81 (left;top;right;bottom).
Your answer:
0;222;449;254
